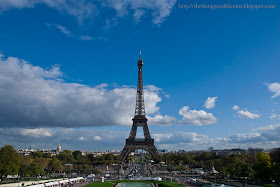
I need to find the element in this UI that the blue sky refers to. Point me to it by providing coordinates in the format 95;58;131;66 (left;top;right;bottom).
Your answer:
0;0;279;151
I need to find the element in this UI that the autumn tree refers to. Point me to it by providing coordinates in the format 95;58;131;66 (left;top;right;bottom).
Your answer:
254;152;271;181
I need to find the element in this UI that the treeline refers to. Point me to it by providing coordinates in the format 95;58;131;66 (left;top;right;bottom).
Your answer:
156;150;280;182
0;145;279;183
0;145;120;179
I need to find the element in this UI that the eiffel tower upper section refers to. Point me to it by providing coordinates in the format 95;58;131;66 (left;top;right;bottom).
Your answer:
134;51;145;118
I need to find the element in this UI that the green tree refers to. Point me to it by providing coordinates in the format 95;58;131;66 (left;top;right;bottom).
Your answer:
30;152;44;158
48;157;63;173
0;145;20;178
270;149;280;181
254;152;271;181
223;156;243;177
34;157;50;170
57;150;74;164
29;162;44;177
19;164;31;178
73;151;82;160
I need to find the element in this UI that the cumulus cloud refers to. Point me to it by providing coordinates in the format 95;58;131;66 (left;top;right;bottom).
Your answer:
0;128;127;151
0;0;177;25
0;54;162;128
226;124;280;146
21;128;52;138
153;132;210;144
232;105;260;119
1;124;280;151
148;115;177;126
178;106;217;125
228;133;264;143
269;113;280;119
204;96;218;109
79;136;85;141
253;124;280;131
0;127;216;151
156;124;280;150
267;82;280;98
232;105;240;110
148;106;218;126
93;136;102;141
236;110;260;119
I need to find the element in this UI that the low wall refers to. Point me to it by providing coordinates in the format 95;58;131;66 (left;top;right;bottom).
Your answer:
0;178;64;187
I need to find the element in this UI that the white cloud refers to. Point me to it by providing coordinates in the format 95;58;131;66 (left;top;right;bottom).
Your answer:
79;36;94;40
101;0;177;25
0;54;162;128
253;124;280;131
0;0;98;24
232;105;240;111
228;132;263;143
148;115;177;126
267;82;280;98
46;24;94;40
1;124;280;151
79;136;85;141
236;110;260;119
0;128;127;151
56;25;73;37
153;132;210;144
93;136;102;141
204;96;218;109
0;0;177;25
269;113;280;119
21;128;52;138
178;106;217;125
232;105;260;119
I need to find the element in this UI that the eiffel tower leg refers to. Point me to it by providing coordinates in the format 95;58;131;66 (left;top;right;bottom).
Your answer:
120;140;159;163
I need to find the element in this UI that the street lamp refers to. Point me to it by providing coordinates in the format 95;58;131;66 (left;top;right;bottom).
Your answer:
214;174;217;187
272;180;275;187
245;177;247;187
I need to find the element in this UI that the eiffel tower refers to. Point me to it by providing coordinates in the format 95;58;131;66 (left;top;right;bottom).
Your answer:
120;52;159;162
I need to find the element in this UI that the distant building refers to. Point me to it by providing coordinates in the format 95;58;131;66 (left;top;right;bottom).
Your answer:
247;147;264;156
40;144;62;156
267;147;280;153
17;147;36;156
210;148;246;157
158;149;168;153
41;148;59;156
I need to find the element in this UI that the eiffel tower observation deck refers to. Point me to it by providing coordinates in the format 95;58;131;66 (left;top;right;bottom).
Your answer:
120;52;159;162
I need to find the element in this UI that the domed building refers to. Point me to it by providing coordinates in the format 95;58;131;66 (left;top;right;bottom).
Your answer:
57;143;62;153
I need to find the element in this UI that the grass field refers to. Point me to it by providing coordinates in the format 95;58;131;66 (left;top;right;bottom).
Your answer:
157;182;185;187
84;181;185;187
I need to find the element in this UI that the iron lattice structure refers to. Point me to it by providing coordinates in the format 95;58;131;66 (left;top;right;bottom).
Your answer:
120;53;159;162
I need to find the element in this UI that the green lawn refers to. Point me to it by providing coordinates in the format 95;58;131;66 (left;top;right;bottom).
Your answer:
158;182;185;187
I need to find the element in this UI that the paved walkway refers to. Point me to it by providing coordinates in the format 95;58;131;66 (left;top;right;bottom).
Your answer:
73;181;92;187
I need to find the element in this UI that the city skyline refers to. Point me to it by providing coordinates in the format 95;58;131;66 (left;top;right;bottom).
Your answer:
0;0;279;151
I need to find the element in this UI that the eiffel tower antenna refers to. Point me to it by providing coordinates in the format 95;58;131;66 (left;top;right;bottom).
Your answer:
120;52;159;162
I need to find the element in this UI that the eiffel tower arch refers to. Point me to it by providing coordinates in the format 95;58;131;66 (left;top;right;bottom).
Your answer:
120;52;159;162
